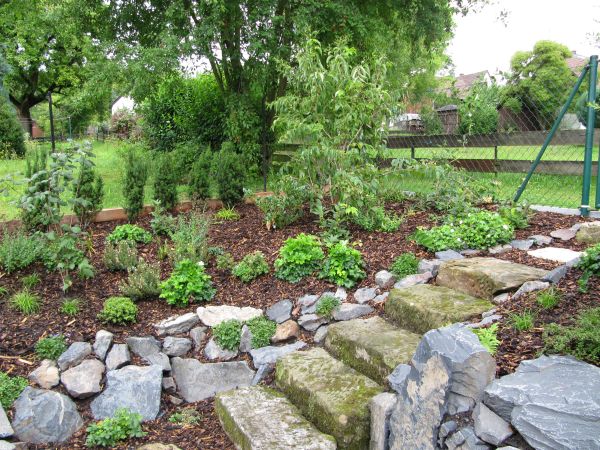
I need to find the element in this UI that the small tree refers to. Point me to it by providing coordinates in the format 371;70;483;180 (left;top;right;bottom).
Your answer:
153;152;178;210
213;143;245;206
458;81;500;135
188;149;213;201
123;148;149;221
0;96;25;157
72;151;104;229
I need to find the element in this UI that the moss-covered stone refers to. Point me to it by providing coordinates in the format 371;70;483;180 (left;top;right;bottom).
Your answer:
385;285;493;334
275;348;383;450
215;386;336;450
436;257;548;299
575;222;600;245
324;317;421;385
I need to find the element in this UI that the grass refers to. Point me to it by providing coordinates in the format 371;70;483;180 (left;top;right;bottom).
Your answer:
510;310;535;331
536;288;561;309
10;290;40;314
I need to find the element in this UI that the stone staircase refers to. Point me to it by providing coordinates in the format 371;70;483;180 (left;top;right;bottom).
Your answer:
214;257;547;450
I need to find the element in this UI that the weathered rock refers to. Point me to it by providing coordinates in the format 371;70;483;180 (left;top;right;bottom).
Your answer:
239;325;253;353
171;358;255;403
196;305;262;327
57;342;91;371
105;344;131;371
297;314;328;331
276;347;383;449
511;280;550;300
162;376;177;394
575;221;600;244
204;338;238;361
481;308;497;318
266;299;293;323
137;445;182;450
12;387;83;444
331;303;373;321
468;314;502;329
251;364;273;385
189;326;207;349
527;247;583;264
0;405;13;438
529;235;552;246
154;313;200;337
488;244;511;255
373;292;389;304
29;359;59;389
387;364;412;393
439;420;458;445
91;365;162;421
215;386;336;450
126;336;161;357
385;285;493;335
484;355;600;450
250;341;306;367
436;250;464;261
393;272;432;289
60;359;105;399
313;326;328;344
412;324;496;414
354;287;378;304
162;337;192;357
473;402;512;446
370;392;397;450
436;257;548;299
550;228;576;241
93;330;113;361
510;239;534;251
492;293;510;305
445;426;489;450
461;249;482;256
0;441;15;450
375;270;396;289
144;352;171;372
418;259;442;276
325;317;420;385
271;320;299;343
542;265;568;284
334;287;347;301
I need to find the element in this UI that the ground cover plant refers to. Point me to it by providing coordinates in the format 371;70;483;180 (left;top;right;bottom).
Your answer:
160;259;215;306
35;335;67;360
575;243;600;292
103;241;138;271
274;233;324;283
213;319;242;351
544;307;600;364
232;251;269;283
390;252;419;279
315;294;341;319
472;324;500;355
107;224;152;245
85;408;146;448
10;290;40;314
98;297;138;324
60;298;81;316
246;316;277;348
319;241;366;288
119;260;162;300
0;371;28;409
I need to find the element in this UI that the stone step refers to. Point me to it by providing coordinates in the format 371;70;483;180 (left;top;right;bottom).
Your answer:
215;386;336;450
324;317;421;385
275;348;383;450
385;285;493;334
436;257;548;300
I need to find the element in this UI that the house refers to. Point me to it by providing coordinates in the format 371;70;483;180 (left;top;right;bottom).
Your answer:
111;96;135;115
565;51;587;75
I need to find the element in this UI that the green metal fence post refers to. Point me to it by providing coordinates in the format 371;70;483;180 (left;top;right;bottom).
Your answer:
581;55;598;217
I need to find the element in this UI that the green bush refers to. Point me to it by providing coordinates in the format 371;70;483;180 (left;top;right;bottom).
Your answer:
0;96;25;157
85;408;146;448
213;143;246;206
213;319;242;351
319;241;366;288
498;203;530;230
149;201;176;236
232;251;269;283
160;259;215;307
390;252;419;279
171;212;210;264
119;260;162;301
122;148;149;222
168;408;202;426
10;290;40;314
103;241;138;272
544;307;600;364
60;298;81;316
188;149;213;201
152;152;178;210
20;148;49;231
315;294;341;319
575;243;600;292
256;175;307;229
246;316;277;348
107;225;152;245
72;161;104;229
0;371;28;409
216;252;235;271
98;297;138;324
0;228;42;274
458;81;500;135
275;234;324;283
35;335;67;360
472;324;500;355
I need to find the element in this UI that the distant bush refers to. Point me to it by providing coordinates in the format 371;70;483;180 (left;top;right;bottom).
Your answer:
153;152;178;210
122;148;149;222
0;96;25;157
107;225;152;245
72;161;104;229
188;149;213;201
213;143;246;206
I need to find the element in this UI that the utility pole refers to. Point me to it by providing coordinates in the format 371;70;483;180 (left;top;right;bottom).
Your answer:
47;92;56;151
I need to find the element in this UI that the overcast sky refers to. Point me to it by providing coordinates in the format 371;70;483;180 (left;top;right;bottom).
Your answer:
447;0;600;76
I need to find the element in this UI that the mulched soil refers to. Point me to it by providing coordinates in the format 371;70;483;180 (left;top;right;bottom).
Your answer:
0;203;597;448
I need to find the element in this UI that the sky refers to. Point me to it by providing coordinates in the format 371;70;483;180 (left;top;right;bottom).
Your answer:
447;0;600;76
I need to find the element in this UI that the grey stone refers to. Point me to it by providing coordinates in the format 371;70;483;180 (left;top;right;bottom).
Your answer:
482;308;497;318
512;280;550;300
93;330;113;361
57;342;91;371
250;341;306;367
239;325;253;353
550;228;576;241
461;249;481;256
171;357;255;402
251;364;273;385
393;271;432;288
331;303;374;321
529;235;552;246
575;221;600;244
412;324;496;414
29;359;59;389
60;359;105;399
162;337;192;357
439;420;458;441
373;292;389;304
154;313;199;337
469;315;502;329
313;326;328;344
387;364;412;393
370;392;397;450
266;299;293;323
527;247;583;264
144;352;171;372
105;344;130;371
484;355;600;450
91;365;162;421
436;250;464;261
354;287;378;304
0;441;15;450
196;305;262;327
488;244;511;255
0;405;13;438
375;270;396;289
446;427;490;450
566;256;582;268
492;293;510;305
189;326;207;349
473;402;513;446
204;338;238;361
334;287;347;300
510;239;534;251
162;376;177;394
298;294;319;312
169;395;183;406
542;265;569;284
297;314;328;331
12;387;83;444
126;336;161;358
418;259;442;276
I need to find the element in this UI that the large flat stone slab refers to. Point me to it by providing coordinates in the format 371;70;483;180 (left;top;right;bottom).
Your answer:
216;386;336;450
385;285;493;334
276;347;383;449
196;305;262;327
436;257;548;299
527;247;582;263
324;317;421;384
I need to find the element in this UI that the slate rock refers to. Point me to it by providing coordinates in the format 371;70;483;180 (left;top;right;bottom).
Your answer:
250;341;306;367
460;249;481;256
60;359;105;399
162;377;177;394
105;344;131;371
492;293;510;305
387;363;412;393
297;294;319;312
393;272;432;288
418;259;442;276
162;337;192;357
189;326;207;349
196;305;262;327
126;336;161;358
93;330;113;361
375;270;396;289
353;287;377;304
0;405;13;439
542;265;568;284
29;359;59;389
12;387;83;444
488;244;511;255
266;299;293;323
331;303;374;321
334;287;347;300
154;313;199;337
445;426;490;450
271;320;299;343
251;364;273;386
550;228;576;241
468;315;502;329
239;325;253;353
510;239;534;251
512;280;550;300
204;338;238;361
435;250;464;261
144;352;171;372
57;342;91;371
313;326;328;344
473;402;512;446
439;420;458;442
297;314;328;332
575;221;600;244
91;365;163;421
370;392;397;450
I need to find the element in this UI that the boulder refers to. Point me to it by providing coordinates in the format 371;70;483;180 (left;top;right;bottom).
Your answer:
373;292;389;304
29;359;59;389
575;221;600;244
331;303;374;321
473;402;512;446
93;330;113;361
370;392;397;450
527;247;583;264
90;365;163;421
250;341;306;367
162;337;192;357
0;405;13;439
435;250;464;261
12;387;83;444
393;272;432;289
60;359;105;399
204;338;238;361
197;305;262;327
353;287;377;304
57;342;91;371
266;299;293;323
171;358;255;403
162;377;177;394
189;326;207;349
105;344;131;371
271;320;300;343
529;235;552;246
375;270;396;289
144;352;171;372
334;287;348;300
154;313;200;337
297;314;328;332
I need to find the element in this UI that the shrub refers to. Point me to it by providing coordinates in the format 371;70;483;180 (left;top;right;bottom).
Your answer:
0;228;42;274
10;290;40;314
390;253;419;279
35;335;67;360
171;212;210;264
169;408;202;426
213;143;245;206
214;207;240;222
575;243;600;292
353;207;402;233
85;408;146;448
60;298;81;316
98;297;138;324
213;319;242;351
472;324;500;355
246;316;277;348
188;149;213;201
103;241;138;272
315;294;341;319
536;288;561;309
107;225;152;245
216;252;235;271
72;161;104;229
160;259;215;307
510;310;535;332
275;234;324;283
319;241;366;288
0;371;28;410
19;148;49;231
0;96;25;157
122;149;149;221
119;260;162;300
152;152;178;210
256;175;306;229
498;203;530;230
544;307;600;364
21;273;41;290
149;201;176;236
232;251;269;283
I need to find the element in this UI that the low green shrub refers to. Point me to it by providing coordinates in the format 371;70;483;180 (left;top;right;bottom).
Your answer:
246;316;277;348
498;203;530;229
232;251;269;283
98;297;138;324
21;273;41;290
275;234;324;283
160;259;215;307
544;307;600;364
216;252;235;271
214;207;240;222
575;243;600;292
85;408;146;448
10;290;40;314
149;201;176;236
119;260;162;300
103;241;139;271
315;294;341;319
536;288;561;309
255;176;306;230
353;206;402;233
168;407;202;426
390;253;419;279
213;319;242;351
319;241;366;288
107;225;152;245
0;371;28;409
472;324;500;355
35;335;67;360
0;229;42;274
60;298;81;316
510;310;535;332
171;212;210;264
